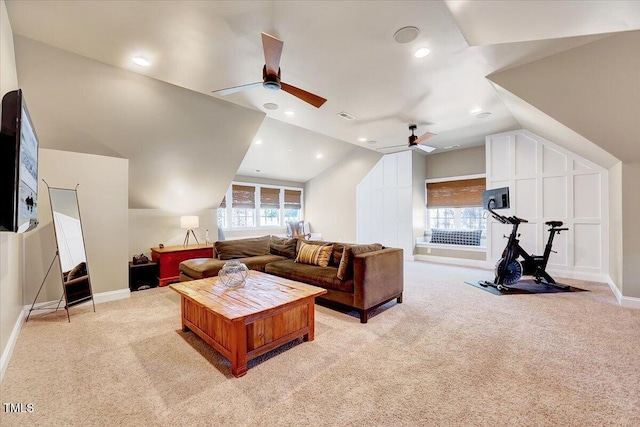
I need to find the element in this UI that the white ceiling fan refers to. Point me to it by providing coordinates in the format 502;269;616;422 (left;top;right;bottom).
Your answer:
377;124;437;154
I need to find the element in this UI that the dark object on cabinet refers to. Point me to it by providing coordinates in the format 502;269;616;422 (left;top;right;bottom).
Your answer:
129;261;158;291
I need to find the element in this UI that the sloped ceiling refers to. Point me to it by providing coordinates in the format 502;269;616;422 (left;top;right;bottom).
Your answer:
14;36;265;210
487;30;640;165
445;0;640;46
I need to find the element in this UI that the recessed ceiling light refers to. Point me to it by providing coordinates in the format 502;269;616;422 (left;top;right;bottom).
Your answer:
470;108;482;114
476;112;492;119
255;140;262;145
316;154;323;159
288;148;293;152
263;103;278;110
414;48;431;58
132;56;150;67
394;26;420;44
367;140;378;145
358;137;367;142
284;110;294;116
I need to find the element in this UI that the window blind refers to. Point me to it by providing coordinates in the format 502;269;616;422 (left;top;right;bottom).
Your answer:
232;185;256;209
260;187;280;208
426;178;485;208
284;189;302;209
219;196;226;209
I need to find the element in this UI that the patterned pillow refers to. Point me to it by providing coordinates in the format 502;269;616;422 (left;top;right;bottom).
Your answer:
430;229;482;246
295;242;333;267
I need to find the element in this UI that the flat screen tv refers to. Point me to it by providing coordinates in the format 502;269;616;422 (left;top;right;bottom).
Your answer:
482;186;510;210
1;89;40;233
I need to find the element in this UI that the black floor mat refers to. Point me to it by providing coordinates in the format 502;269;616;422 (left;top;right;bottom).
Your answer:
465;278;588;295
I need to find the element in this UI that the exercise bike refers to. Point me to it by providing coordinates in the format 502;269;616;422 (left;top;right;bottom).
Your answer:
481;193;569;291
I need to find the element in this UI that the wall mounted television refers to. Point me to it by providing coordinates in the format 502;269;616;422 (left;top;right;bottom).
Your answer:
1;89;40;233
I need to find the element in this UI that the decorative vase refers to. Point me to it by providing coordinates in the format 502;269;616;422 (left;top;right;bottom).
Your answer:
218;260;249;288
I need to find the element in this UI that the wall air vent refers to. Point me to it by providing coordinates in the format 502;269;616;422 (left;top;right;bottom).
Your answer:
336;111;356;120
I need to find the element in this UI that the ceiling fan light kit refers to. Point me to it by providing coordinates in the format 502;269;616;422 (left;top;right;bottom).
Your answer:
212;33;327;108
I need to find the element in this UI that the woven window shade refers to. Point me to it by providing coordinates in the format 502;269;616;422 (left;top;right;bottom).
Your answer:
232;185;256;209
284;189;302;209
260;187;280;208
426;178;486;208
219;196;226;209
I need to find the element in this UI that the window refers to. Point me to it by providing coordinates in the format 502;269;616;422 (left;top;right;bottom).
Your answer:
260;187;280;226
217;183;303;229
284;189;302;223
217;196;226;228
231;184;256;227
426;176;486;243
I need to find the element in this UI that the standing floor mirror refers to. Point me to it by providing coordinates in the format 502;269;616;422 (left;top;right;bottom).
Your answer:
27;184;95;322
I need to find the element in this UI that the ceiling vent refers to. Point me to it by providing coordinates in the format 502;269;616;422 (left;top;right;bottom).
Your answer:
336;111;355;120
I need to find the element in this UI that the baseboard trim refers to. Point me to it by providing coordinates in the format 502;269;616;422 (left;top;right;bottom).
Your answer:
413;254;488;269
606;276;623;305
620;296;640;309
0;308;26;384
93;288;131;304
546;270;608;283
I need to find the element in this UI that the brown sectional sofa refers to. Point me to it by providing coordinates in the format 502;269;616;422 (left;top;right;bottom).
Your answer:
179;235;404;323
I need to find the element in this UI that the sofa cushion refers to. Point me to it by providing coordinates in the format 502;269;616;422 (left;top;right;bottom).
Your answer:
180;258;227;279
337;243;384;280
240;254;288;272
265;259;354;293
295;241;333;267
269;236;297;259
215;235;270;260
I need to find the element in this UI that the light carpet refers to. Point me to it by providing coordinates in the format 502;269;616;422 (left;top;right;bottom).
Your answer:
1;261;639;426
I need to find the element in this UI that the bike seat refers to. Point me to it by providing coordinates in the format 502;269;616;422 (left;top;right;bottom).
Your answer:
546;220;564;227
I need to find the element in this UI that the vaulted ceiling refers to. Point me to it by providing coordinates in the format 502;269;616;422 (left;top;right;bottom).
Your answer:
5;1;640;207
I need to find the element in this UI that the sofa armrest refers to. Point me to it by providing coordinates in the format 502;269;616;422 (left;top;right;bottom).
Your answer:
352;247;403;309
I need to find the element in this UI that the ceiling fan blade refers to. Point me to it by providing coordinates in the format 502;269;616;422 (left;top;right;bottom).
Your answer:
414;132;437;144
281;82;327;108
262;33;284;76
212;82;263;96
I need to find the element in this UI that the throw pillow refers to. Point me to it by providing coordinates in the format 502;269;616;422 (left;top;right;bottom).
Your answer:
215;235;270;260
66;262;87;281
430;229;482;246
295;241;333;267
270;236;297;259
336;243;383;280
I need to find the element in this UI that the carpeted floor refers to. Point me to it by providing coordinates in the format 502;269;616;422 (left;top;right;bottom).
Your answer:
1;261;639;426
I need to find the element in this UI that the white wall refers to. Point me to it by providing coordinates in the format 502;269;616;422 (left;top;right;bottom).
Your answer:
305;148;382;243
129;208;218;257
356;151;414;258
0;0;22;380
23;149;129;304
486;130;608;280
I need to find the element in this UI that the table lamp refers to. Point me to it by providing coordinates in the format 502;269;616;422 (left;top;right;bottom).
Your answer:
180;215;200;247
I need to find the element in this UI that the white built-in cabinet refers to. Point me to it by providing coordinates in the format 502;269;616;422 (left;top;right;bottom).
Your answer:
486;130;608;279
356;151;415;259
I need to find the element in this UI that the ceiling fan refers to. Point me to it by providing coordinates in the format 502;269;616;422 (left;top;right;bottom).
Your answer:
378;124;437;154
212;33;327;108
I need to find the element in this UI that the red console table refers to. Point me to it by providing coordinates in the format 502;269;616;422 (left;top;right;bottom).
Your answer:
150;244;214;286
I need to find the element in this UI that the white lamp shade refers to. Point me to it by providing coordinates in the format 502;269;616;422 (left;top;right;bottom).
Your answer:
180;215;199;229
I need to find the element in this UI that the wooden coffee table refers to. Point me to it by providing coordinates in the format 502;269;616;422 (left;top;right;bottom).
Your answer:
169;271;327;377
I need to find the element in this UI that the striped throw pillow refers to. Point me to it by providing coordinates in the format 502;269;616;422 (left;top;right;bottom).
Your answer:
295;242;333;267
